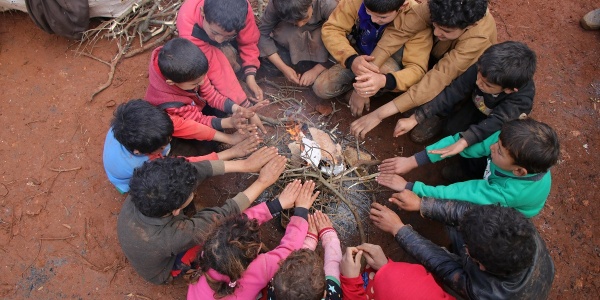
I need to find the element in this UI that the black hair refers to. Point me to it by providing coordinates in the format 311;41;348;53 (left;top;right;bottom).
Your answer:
273;0;313;23
199;214;265;298
499;118;560;174
129;157;198;218
429;0;487;29
477;41;537;89
204;0;248;33
272;249;325;300
460;205;536;276
111;99;173;154
158;38;208;83
364;0;406;13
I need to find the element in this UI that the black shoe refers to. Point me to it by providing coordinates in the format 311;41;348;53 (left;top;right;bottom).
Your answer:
410;116;443;144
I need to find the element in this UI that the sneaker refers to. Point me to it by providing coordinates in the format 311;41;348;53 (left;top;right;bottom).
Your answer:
410;115;443;144
581;9;600;30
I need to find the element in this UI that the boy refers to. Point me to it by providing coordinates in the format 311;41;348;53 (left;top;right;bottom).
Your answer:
377;118;560;217
316;0;432;117
395;41;537;145
370;194;555;299
117;154;287;284
177;0;264;103
103;100;260;193
145;38;266;137
351;0;497;138
258;0;338;86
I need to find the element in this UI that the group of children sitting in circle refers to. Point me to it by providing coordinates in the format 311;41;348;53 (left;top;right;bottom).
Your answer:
101;0;560;298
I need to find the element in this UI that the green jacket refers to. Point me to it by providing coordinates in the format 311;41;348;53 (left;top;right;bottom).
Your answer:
409;131;551;217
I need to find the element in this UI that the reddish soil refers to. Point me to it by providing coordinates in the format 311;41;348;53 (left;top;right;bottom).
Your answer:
1;0;599;298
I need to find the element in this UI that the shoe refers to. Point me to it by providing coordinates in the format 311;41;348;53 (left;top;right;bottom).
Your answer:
410;116;443;144
581;9;600;30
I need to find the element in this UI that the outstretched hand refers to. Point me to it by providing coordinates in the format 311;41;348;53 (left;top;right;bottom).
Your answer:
376;173;408;191
393;115;418;137
370;202;404;236
279;179;302;210
243;146;278;172
378;156;418;175
350;111;381;139
313;210;333;232
356;243;388;271
257;155;286;186
349;90;370;117
389;190;422;212
428;138;468;158
229;134;261;158
295;180;320;209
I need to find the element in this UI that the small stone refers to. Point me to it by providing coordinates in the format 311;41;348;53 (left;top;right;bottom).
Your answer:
583;200;590;207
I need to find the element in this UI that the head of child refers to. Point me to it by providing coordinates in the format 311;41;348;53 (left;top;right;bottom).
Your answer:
476;41;537;95
429;0;488;41
492;118;559;177
460;205;536;276
273;0;314;27
199;213;265;298
202;0;248;44
158;38;208;91
364;0;406;26
271;249;326;300
111;99;174;156
129;157;198;218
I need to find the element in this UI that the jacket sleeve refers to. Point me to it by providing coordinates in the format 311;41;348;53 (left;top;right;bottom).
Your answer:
410;179;510;209
257;1;280;58
425;131;497;162
419;197;474;225
237;1;261;71
321;231;342;281
391;36;494;113
389;27;432;92
460;83;535;145
243;202;274;225
321;0;360;66
394;225;470;298
414;65;477;123
169;113;217;141
340;275;366;300
198;76;232;112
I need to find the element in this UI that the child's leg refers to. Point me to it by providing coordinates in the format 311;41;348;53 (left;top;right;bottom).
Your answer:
312;64;355;99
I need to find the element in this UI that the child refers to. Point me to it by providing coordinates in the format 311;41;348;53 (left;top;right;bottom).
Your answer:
103;99;260;193
395;41;537;145
351;0;497;138
116;154;287;284
370;192;555;299
145;38;266;137
187;180;320;299
258;0;338;86
340;243;453;299
177;0;264;103
377;118;560;217
268;210;342;300
316;0;432;117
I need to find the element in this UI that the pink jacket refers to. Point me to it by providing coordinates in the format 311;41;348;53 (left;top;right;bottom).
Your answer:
302;230;342;281
187;203;308;299
177;0;260;103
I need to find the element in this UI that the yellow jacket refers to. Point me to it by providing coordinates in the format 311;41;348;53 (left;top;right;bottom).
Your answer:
371;0;497;112
321;0;432;91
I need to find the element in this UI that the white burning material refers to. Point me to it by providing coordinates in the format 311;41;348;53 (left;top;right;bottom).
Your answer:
287;124;346;176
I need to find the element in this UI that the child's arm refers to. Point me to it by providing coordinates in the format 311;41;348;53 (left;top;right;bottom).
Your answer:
321;0;361;67
378;155;419;175
268;53;301;84
314;211;342;281
257;1;280;61
339;247;367;300
303;213;319;250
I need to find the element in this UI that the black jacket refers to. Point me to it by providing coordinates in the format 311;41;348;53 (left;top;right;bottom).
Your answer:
414;64;535;145
395;199;554;300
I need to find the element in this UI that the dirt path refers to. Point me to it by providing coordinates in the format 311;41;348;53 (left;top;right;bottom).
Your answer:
0;0;599;298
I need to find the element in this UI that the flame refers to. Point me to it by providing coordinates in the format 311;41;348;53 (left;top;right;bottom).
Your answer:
285;121;303;142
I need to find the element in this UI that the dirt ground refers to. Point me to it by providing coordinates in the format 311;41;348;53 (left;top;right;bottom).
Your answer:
1;0;599;298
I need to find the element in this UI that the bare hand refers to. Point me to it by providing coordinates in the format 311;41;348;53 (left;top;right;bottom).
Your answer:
282;66;301;85
389;190;422;212
243;146;278;172
279;179;302;210
378;156;418;175
393;114;418;137
370;202;404;236
356;243;388;271
376;173;408;191
231;110;254;134
340;247;363;278
229;134;261;158
350;112;382;139
295;180;320;209
350;55;379;76
246;75;264;102
308;214;318;236
299;64;325;86
353;72;386;96
257;155;286;186
428;138;468;158
313;210;333;232
349;91;370;117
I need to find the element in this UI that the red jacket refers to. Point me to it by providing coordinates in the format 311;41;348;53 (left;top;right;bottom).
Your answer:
177;0;260;103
